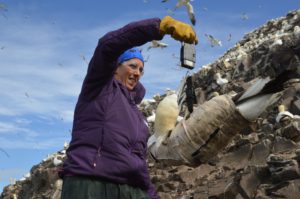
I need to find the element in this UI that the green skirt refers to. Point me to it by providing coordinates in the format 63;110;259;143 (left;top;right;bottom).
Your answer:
61;176;150;199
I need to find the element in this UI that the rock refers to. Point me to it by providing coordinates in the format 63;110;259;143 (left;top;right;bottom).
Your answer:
272;136;298;153
250;139;272;166
3;9;300;199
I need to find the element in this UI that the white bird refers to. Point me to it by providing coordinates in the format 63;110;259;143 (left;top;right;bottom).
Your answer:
215;73;228;86
241;13;249;20
147;40;168;51
53;156;63;166
147;111;156;123
269;38;283;49
205;34;222;47
148;93;179;148
276;104;294;123
173;0;196;25
154;93;179;138
23;172;31;178
64;141;69;149
236;43;247;61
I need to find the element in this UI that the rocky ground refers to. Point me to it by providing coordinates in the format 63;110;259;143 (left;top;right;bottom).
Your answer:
1;9;300;199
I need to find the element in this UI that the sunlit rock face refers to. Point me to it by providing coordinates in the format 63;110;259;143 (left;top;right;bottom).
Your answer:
2;9;300;199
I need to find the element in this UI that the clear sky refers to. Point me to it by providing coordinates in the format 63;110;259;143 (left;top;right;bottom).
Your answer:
0;0;299;192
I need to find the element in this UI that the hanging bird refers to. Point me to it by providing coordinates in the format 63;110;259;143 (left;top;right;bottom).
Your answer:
154;93;179;138
205;34;222;47
147;40;168;51
215;72;228;86
148;93;179;148
276;104;294;123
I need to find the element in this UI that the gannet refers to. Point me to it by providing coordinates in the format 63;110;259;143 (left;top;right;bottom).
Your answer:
215;72;228;86
205;34;222;47
241;13;249;20
276;104;294;123
174;0;196;25
235;71;298;121
53;156;63;166
148;93;179;148
147;40;168;51
147;111;156;123
154;93;179;138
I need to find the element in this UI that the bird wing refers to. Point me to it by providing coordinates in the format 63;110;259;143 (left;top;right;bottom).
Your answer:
186;2;196;25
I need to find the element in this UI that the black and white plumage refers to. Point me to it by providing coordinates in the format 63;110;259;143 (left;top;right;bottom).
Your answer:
215;72;229;86
147;40;168;51
174;0;196;25
148;93;179;148
235;71;300;121
276;104;294;123
163;0;196;25
205;34;222;47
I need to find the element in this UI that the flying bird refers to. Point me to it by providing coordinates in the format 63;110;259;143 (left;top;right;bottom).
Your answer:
174;0;196;25
79;54;89;65
0;148;9;157
205;34;222;47
0;3;8;19
227;33;232;42
241;13;249;20
161;0;196;25
147;40;168;51
24;92;30;98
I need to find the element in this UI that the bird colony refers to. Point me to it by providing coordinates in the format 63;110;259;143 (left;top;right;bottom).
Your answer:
2;9;300;199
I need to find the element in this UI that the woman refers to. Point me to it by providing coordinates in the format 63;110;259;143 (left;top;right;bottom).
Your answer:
60;16;197;199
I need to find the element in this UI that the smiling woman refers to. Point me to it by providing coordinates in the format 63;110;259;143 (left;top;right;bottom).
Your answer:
115;57;144;91
114;47;145;90
59;16;197;199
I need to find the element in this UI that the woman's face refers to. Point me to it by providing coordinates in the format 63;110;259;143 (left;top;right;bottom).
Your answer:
114;58;144;91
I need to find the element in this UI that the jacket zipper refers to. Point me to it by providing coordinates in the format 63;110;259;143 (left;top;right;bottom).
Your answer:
93;128;104;168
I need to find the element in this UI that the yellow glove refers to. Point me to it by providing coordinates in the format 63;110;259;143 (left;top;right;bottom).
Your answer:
159;16;198;44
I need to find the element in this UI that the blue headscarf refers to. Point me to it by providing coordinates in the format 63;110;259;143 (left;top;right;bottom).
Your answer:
117;47;144;64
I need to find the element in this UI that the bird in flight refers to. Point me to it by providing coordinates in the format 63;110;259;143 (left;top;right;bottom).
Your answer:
162;0;196;26
205;34;222;47
147;40;168;51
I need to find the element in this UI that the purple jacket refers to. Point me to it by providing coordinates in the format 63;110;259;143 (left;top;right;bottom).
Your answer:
62;18;163;199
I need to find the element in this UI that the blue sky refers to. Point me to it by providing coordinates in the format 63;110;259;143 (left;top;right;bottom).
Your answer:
0;0;299;192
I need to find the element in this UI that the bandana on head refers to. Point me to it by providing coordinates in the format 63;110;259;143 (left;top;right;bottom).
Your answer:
117;47;144;64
